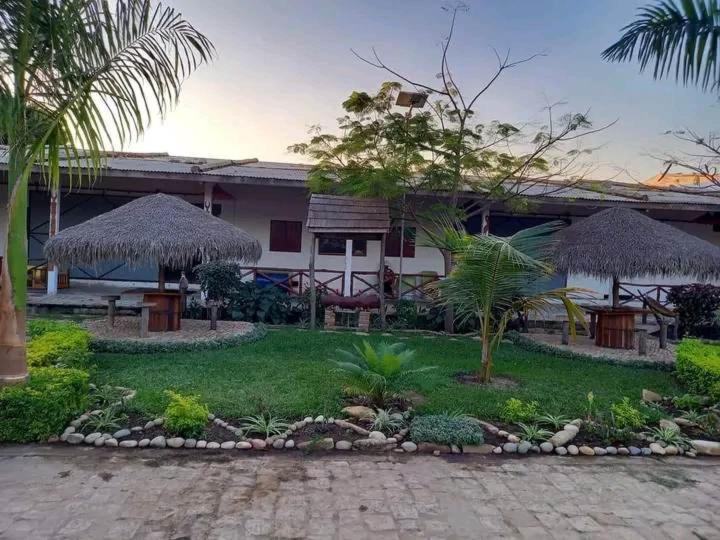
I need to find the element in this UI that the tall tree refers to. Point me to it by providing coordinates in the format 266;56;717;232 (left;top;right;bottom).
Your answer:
603;0;720;186
0;0;213;383
292;5;609;332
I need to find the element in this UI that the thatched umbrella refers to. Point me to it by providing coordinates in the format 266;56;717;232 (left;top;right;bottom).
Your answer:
44;193;262;289
553;207;720;307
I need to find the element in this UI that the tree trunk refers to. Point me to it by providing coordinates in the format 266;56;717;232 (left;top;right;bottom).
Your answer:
441;249;454;333
0;156;29;385
479;330;492;383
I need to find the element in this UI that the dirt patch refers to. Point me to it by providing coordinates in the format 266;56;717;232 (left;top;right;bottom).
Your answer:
290;421;371;446
454;372;519;389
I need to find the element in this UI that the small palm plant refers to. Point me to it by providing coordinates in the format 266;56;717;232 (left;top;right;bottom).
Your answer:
427;217;587;382
515;423;554;444
370;409;406;435
82;407;127;434
332;341;436;407
535;413;573;432
643;426;693;450
240;413;289;439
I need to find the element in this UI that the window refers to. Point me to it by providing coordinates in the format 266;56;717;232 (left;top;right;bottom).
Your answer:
270;220;302;252
318;237;367;256
385;226;416;258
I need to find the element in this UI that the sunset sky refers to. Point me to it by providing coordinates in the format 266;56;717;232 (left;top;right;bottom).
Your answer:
127;0;720;182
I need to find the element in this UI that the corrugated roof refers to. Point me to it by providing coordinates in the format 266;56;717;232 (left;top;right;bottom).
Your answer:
306;194;390;234
3;145;720;209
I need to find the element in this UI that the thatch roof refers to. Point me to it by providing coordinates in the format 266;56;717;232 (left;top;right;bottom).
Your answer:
44;193;261;268
553;207;720;279
307;194;390;235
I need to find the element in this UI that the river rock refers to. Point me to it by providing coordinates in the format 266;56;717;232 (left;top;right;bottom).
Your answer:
144;421;155;430
462;444;494;455
150;436;166;448
184;439;197;449
206;442;220;449
567;445;579;456
642;389;662;403
219;441;235;450
502;442;518;453
166;437;185;448
195;440;207;449
335;440;352;451
492;446;502;454
549;428;578;448
94;436;107;447
284;440;295;449
507;434;521;443
629;446;641;456
664;445;679;455
250;439;266;450
593;447;607;456
401;441;418;453
659;419;681;432
234;441;251;449
497;430;509;437
418;442;452;454
333;419;370;436
341;406;375;420
368;431;387;441
692;440;720;456
641;447;652;456
579;446;595;456
84;432;102;444
518;441;532;454
563;424;581;434
153;417;164;426
272;439;286;449
617;447;629;456
606;446;618;455
104;438;118;447
138;438;150;448
540;442;554;453
649;442;666;455
119;440;138;448
113;429;131;439
314;415;326;423
478;420;500;434
555;446;568;456
66;433;85;445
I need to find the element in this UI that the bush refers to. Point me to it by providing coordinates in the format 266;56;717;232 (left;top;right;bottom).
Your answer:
610;397;646;429
229;282;308;324
500;398;539;424
27;321;91;368
667;284;720;339
194;260;243;305
27;318;76;339
0;367;89;442
676;339;720;401
410;414;484;446
163;391;209;438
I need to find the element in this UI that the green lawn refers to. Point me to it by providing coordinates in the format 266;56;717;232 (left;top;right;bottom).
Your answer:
90;329;684;420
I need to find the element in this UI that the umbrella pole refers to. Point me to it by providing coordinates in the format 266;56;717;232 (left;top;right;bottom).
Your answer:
611;276;620;308
158;264;166;292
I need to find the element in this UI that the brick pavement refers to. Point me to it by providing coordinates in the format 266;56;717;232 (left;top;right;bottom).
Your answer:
0;445;719;539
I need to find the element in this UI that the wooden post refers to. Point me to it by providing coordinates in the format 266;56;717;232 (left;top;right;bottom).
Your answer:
659;320;668;349
210;303;218;331
158;264;166;292
379;233;386;328
561;321;569;345
611;277;620;308
589;312;597;340
140;303;153;338
47;187;61;295
637;329;648;356
642;299;648;324
309;234;317;330
343;238;352;297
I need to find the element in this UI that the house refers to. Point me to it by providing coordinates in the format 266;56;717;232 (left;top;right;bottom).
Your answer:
3;146;720;306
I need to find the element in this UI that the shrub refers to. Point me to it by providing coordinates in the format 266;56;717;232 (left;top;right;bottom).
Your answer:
194;260;243;305
500;398;539;424
0;367;89;443
610;397;646;430
410;414;484;446
370;409;406;435
229;281;307;324
240;413;288;438
515;422;553;443
332;341;435;407
27;318;76;339
27;321;91;368
81;406;127;434
163;391;209;438
667;284;720;338
676;339;720;401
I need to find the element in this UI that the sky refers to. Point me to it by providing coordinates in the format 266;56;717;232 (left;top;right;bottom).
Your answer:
127;0;720;182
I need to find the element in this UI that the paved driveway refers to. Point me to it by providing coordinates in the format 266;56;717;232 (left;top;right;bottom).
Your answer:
0;446;719;539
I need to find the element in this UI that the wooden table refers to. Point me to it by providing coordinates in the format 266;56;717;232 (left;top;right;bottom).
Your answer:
587;307;645;349
142;291;182;332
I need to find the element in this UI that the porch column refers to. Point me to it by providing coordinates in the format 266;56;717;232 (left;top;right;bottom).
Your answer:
343;238;352;297
481;208;491;235
309;234;317;329
46;187;60;295
378;233;386;328
203;182;214;214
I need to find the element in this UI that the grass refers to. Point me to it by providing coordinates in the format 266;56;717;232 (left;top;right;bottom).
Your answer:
90;329;685;420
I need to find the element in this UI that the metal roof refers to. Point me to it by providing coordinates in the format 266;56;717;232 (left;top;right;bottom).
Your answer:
3;145;720;209
306;194;390;234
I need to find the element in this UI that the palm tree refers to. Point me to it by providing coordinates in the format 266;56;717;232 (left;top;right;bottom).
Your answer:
0;0;213;384
602;0;720;92
427;219;587;383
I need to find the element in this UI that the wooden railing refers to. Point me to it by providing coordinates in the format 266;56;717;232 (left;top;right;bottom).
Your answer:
618;282;674;307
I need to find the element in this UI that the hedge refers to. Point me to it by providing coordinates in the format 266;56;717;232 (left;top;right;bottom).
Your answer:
676;339;720;400
0;367;89;443
410;414;484;447
27;320;92;368
90;323;267;354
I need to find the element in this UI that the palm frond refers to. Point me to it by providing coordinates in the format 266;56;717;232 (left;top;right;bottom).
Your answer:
603;0;720;92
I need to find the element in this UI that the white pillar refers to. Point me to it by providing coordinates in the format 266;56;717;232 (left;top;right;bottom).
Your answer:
203;182;214;214
343;238;353;297
47;187;60;295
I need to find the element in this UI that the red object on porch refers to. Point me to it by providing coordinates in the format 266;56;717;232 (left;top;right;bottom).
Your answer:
143;292;182;332
321;293;380;310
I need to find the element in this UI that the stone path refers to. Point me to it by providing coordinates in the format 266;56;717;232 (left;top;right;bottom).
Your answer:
1;446;719;539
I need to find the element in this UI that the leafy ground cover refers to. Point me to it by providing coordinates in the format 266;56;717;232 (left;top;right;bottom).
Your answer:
91;329;684;420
